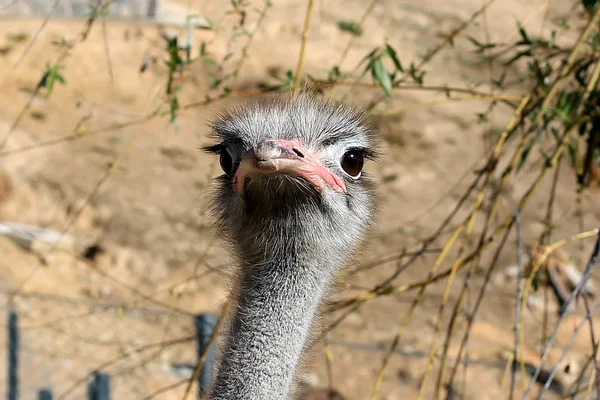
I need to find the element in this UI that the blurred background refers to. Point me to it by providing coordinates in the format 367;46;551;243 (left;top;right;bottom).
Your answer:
0;0;599;399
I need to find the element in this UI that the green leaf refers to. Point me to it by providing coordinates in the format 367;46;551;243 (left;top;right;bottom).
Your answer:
202;57;217;67
373;58;393;97
567;139;579;166
54;74;66;85
579;121;589;137
517;141;534;172
209;75;222;88
328;65;341;81
408;62;426;85
285;70;295;84
6;33;28;43
40;64;67;98
504;49;533;66
550;127;562;143
232;30;251;38
357;48;379;69
338;20;363;36
385;43;404;72
582;0;600;13
221;87;233;98
516;21;531;45
467;36;496;53
169;93;180;125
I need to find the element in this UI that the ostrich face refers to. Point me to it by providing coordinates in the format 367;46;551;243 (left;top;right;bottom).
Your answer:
204;95;380;263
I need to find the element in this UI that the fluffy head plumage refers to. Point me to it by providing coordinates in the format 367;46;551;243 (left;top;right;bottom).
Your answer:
204;93;380;267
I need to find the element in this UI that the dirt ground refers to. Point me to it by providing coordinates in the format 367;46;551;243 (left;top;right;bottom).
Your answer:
0;0;599;399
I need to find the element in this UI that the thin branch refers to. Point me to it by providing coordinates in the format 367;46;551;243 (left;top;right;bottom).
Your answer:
335;0;380;68
581;293;600;399
100;2;114;82
181;300;230;400
369;224;465;400
55;335;195;400
231;0;272;80
373;94;522;116
13;0;61;67
413;0;496;73
293;0;315;94
527;232;600;399
510;209;524;400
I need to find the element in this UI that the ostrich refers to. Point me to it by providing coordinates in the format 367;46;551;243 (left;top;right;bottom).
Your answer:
203;93;380;399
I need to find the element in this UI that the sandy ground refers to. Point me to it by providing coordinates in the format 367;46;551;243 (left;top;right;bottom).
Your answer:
0;0;599;399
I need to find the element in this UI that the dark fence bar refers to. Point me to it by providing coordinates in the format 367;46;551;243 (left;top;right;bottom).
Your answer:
8;311;18;400
194;314;218;396
38;389;52;400
87;372;110;400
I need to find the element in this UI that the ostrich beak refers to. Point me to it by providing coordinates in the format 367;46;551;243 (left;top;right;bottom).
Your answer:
233;139;346;194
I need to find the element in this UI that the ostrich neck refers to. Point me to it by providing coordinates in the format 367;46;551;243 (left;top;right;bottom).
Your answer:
209;249;338;400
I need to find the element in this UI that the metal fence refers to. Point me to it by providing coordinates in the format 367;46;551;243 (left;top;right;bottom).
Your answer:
0;1;162;19
6;310;218;400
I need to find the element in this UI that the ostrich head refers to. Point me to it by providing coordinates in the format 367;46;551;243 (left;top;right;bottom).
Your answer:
204;94;380;399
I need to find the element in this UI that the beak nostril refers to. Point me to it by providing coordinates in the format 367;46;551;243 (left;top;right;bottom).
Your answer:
292;148;304;158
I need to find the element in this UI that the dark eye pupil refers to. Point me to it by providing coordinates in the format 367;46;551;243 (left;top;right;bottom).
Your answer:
220;150;233;175
341;150;364;178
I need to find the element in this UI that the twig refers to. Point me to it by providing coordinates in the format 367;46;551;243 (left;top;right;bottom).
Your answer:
446;134;569;390
420;197;483;400
524;231;600;399
181;300;230;400
510;209;524;400
293;0;315;94
231;0;272;80
541;153;563;244
0;86;42;151
533;8;600;126
143;378;189;400
369;225;465;400
324;334;335;397
581;293;600;399
100;3;114;82
313;80;520;109
0;87;268;158
331;95;532;315
1;1;109;152
373;94;522;116
445;212;514;392
413;0;496;73
56;335;195;399
335;0;380;69
434;193;487;398
13;0;61;67
566;353;595;399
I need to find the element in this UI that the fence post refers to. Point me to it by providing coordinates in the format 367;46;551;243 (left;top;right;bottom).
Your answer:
194;314;218;396
147;0;157;17
8;311;18;400
38;389;53;400
87;372;110;400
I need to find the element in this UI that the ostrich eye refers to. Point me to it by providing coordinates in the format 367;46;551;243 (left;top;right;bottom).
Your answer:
341;149;364;178
220;149;234;175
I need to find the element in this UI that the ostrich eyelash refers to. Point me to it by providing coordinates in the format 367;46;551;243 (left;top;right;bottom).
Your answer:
202;143;227;154
346;146;377;160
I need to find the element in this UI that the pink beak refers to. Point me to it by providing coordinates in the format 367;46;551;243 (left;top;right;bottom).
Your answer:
232;139;346;194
